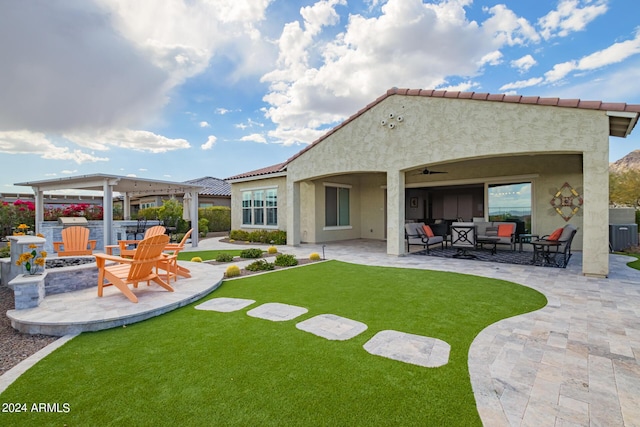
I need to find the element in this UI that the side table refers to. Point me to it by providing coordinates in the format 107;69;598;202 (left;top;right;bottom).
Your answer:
518;234;539;252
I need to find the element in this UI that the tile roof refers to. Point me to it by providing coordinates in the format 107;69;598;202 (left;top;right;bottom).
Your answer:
183;176;231;197
230;88;640;181
225;162;287;181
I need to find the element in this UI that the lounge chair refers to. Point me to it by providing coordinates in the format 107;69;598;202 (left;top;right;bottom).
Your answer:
105;225;166;257
404;222;444;253
157;228;193;282
94;234;174;303
451;222;477;258
53;226;97;256
531;224;577;267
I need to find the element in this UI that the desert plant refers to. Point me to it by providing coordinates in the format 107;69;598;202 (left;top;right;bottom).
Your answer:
267;246;278;254
309;252;321;261
225;265;241;277
215;253;234;262
274;253;298;267
198;218;209;234
240;248;263;259
245;259;275;272
0;242;10;258
190;257;203;262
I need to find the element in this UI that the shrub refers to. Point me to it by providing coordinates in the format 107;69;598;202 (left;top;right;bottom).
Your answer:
225;265;240;277
229;229;286;245
309;252;321;261
274;254;298;267
190;257;203;262
267;246;278;254
199;206;231;232
240;248;263;259
215;253;234;262
245;259;275;272
198;218;209;234
0;243;10;258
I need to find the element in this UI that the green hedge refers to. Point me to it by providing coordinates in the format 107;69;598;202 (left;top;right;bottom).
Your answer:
230;229;286;245
199;206;231;232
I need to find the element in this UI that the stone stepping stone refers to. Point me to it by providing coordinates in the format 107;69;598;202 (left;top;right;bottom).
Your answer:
247;303;308;321
195;297;255;312
296;314;367;341
363;330;450;368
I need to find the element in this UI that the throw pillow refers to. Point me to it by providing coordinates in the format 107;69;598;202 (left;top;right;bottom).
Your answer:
497;224;514;237
547;227;564;241
422;225;435;237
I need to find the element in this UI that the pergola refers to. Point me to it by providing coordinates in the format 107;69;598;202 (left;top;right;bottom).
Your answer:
14;174;204;248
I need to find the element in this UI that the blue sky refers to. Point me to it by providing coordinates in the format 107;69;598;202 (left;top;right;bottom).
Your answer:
1;0;639;194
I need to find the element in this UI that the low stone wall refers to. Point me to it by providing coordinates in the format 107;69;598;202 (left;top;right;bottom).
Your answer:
44;259;100;295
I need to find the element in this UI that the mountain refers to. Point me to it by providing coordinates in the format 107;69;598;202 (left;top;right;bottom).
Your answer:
610;150;640;174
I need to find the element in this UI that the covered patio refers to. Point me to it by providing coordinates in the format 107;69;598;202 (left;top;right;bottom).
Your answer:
14;174;203;251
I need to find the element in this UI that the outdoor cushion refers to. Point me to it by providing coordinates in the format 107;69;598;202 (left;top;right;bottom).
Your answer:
497;224;514;237
422;225;435;237
547;228;564;241
559;225;576;241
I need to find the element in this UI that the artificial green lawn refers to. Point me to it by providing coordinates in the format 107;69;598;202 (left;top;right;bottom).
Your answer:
177;249;245;261
1;261;546;426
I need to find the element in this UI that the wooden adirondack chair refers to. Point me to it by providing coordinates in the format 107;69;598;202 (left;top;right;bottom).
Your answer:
53;226;97;256
94;234;174;303
157;228;193;282
105;225;166;257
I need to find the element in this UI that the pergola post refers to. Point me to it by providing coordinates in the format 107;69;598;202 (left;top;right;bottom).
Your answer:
103;179;114;246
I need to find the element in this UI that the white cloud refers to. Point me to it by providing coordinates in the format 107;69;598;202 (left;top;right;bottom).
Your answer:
199;121;210;128
65;129;191;153
239;133;267;144
61;170;78;175
262;0;518;145
499;77;544;91
201;135;217;150
479;50;503;66
511;54;537;73
538;0;608;40
482;4;540;46
0;130;109;164
544;29;640;82
0;0;274;135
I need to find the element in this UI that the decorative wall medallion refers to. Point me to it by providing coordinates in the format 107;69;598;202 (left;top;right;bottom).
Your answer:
550;182;583;221
380;112;404;129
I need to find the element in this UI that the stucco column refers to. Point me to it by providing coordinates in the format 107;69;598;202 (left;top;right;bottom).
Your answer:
582;149;609;277
103;180;113;247
386;170;405;256
287;181;301;246
191;192;199;248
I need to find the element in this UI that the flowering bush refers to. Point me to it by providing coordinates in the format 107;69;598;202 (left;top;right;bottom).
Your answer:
44;203;103;220
16;244;47;275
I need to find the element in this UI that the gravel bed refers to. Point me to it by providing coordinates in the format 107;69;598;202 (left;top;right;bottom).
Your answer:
0;286;58;376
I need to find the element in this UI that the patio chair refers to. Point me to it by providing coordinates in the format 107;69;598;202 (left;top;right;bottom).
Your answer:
94;234;174;303
105;225;166;257
532;224;577;268
53;226;97;256
157;228;193;282
451;222;477;259
404;222;444;253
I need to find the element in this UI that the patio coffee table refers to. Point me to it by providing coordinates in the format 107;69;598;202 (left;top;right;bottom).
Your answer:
476;236;500;255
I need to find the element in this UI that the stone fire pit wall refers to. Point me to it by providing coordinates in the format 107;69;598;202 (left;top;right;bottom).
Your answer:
44;258;100;295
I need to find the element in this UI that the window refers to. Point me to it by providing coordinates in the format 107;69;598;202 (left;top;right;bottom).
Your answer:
325;185;350;227
488;182;532;232
242;188;277;227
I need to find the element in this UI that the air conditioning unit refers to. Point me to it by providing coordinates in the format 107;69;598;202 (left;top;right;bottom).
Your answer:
609;224;638;251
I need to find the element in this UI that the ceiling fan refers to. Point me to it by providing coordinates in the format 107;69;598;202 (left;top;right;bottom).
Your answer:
412;167;448;175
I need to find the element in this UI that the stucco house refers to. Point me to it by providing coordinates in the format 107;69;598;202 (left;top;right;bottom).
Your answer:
227;88;640;277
